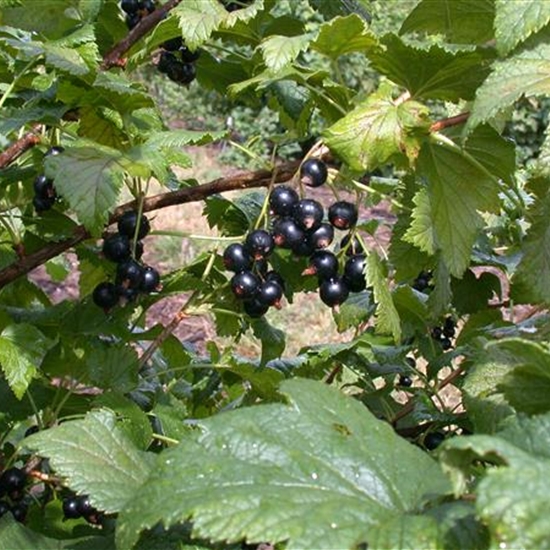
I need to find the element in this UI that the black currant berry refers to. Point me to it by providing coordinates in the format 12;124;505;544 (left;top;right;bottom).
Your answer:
117;210;150;240
140;266;161;293
245;229;274;260
291;238;315;257
0;501;9;517
116;285;139;303
265;270;285;292
413;270;432;292
163;36;183;51
44;145;64;157
319;277;350;308
92;282;119;310
167;61;196;85
33;175;55;199
231;271;260;299
0;468;26;496
307;223;334;250
76;495;95;519
140;0;156;14
340;234;365;256
424;431;445;450
116;259;144;289
222;244;252;274
102;233;131;263
292;199;324;231
121;0;139;13
158;51;177;74
180;45;201;63
243;298;269;318
63;497;81;519
302;250;339;281
343;254;366;292
431;326;443;340
134;240;144;261
10;502;27;523
272;218;305;249
126;12;141;29
328;201;358;230
257;280;284;308
33;195;55;213
443;317;455;338
269;185;298;217
300;158;328;188
398;375;413;387
441;337;453;350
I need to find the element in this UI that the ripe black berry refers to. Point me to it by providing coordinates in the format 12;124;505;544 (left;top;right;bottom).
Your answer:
116;259;144;289
166;61;196;85
44;145;64;157
180;45;201;63
443;317;455;337
300;158;328;188
292;199;324;231
257;280;284;307
302;250;339;281
0;468;26;495
140;266;161;292
441;337;453;350
158;51;177;74
265;270;285;292
10;502;27;523
291;237;315;257
413;271;432;292
63;497;81;519
92;282;119;310
244;230;274;260
398;375;413;387
33;195;55;213
269;185;299;217
431;326;443;340
163;36;183;51
339;234;365;256
223;244;252;272
272;218;305;249
424;431;445;450
328;201;358;230
76;495;95;518
231;271;260;299
121;0;139;13
117;211;151;240
243;298;269;318
307;223;334;250
140;0;156;14
126;12;140;28
102;234;132;263
33;175;55;199
343;254;366;292
319;277;350;307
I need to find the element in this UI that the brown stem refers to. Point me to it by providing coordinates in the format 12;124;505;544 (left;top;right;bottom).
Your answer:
0;125;41;169
325;364;342;384
101;0;184;70
0;161;299;290
430;112;470;133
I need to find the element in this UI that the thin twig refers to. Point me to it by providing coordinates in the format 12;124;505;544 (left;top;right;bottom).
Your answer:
430;112;470;133
0;125;41;169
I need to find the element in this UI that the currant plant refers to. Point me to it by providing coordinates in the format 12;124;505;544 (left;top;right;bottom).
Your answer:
1;0;550;549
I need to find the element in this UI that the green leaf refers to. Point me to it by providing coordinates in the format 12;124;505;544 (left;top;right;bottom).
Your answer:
250;317;285;367
440;413;550;549
86;342;139;393
468;43;550;131
44;146;125;235
309;0;372;22
332;291;374;332
399;0;495;45
0;323;53;399
451;269;501;314
369;34;490;101
366;252;401;342
417;139;500;276
26;409;153;513
259;34;312;73
312;14;378;59
495;0;550;55
323;85;430;171
144;129;227;149
116;378;449;550
404;187;436;255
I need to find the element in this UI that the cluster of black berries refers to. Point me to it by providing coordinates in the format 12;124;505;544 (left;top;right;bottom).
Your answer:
93;211;161;311
33;146;64;213
0;467;28;523
413;270;433;292
157;37;199;86
63;494;101;524
223;159;368;316
431;316;456;350
121;0;155;29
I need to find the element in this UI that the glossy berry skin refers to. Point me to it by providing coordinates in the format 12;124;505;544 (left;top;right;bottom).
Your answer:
269;185;298;217
307;223;334;250
33;195;55;213
223;243;252;272
243;297;269;318
398;375;413;387
93;282;119;309
0;468;26;496
443;317;456;338
292;199;324;231
180;45;201;63
121;0;139;13
126;12;140;29
63;497;81;519
424;431;445;450
291;238;315;257
140;0;156;13
272;218;305;249
158;51;177;74
328;201;358;230
340;234;365;256
300;158;328;187
257;280;284;307
76;495;95;518
431;326;443;340
102;234;131;263
343;254;366;292
303;251;339;281
44;145;64;157
319;277;350;307
245;230;274;260
10;503;27;523
140;266;161;292
163;36;183;51
166;61;196;85
231;271;260;299
265;270;285;292
116;259;144;289
117;211;150;240
441;337;453;351
33;175;55;199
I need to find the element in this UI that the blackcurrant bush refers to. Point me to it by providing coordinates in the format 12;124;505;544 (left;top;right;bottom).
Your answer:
257;280;284;307
424;431;445;450
92;282;119;310
244;229;274;260
140;266;161;293
302;250;339;281
339;234;365;256
265;270;285;292
102;233;132;263
33;175;55;199
269;185;298;217
343;254;366;292
223;243;252;272
398;375;413;387
231;271;260;299
180;45;201;63
319;277;350;307
33;195;55;213
10;502;27;523
243;297;269;318
163;36;183;51
44;145;64;157
117;210;150;240
116;259;144;289
63;496;81;519
0;501;9;517
307;223;334;250
272;218;305;249
121;0;139;13
328;201;358;230
0;468;26;495
292;199;324;231
300;158;328;187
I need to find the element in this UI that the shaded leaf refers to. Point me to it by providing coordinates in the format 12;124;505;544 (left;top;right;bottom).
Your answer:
251;317;285;367
260;34;311;73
